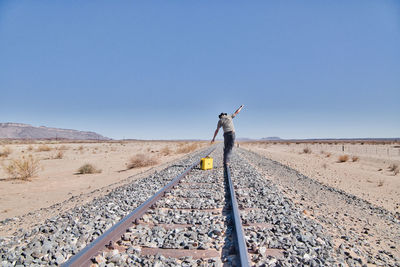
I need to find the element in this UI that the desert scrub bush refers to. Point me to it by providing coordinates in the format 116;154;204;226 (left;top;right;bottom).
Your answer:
388;163;398;171
37;144;52;152
127;154;159;169
161;146;172;156
3;155;40;180
0;146;12;157
338;155;349;163
177;143;198;154
352;156;359;162
53;150;64;159
388;164;399;175
77;163;101;174
27;145;34;151
57;145;68;150
303;147;311;154
177;142;187;148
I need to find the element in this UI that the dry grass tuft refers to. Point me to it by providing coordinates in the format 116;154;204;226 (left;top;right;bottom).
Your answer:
378;180;384;187
127;154;159;169
77;163;101;174
338;155;349;163
27;145;34;151
3;155;41;180
37;145;52;152
303;147;311;154
352;156;359;162
0;146;12;157
177;143;198;154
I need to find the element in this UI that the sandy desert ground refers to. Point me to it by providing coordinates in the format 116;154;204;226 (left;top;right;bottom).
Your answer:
240;141;400;214
0;140;208;225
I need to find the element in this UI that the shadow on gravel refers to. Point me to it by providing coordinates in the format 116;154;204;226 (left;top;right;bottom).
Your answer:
169;164;188;168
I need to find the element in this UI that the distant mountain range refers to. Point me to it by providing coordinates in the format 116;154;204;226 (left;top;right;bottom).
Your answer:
236;137;282;141
0;123;110;140
261;137;282;140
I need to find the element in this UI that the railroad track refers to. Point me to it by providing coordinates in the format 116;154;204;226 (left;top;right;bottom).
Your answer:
1;145;344;266
63;146;252;266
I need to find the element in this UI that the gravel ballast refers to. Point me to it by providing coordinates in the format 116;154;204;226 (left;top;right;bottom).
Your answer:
229;151;343;266
237;147;400;266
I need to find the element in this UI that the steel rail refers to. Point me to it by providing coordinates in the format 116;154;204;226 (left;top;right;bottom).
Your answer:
225;165;251;267
62;147;216;267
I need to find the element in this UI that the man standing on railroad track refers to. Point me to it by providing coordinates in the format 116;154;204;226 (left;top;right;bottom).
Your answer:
211;104;244;167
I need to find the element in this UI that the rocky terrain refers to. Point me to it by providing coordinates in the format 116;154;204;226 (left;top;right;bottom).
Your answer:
0;123;110;140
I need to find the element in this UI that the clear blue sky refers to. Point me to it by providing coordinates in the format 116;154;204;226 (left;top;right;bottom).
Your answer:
1;1;399;140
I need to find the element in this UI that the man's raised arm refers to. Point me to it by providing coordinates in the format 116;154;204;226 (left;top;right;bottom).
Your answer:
233;104;244;117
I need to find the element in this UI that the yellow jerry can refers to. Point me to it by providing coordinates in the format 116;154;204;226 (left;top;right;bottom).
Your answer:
200;156;213;170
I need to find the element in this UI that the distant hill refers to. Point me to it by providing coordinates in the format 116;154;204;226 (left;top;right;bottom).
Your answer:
261;136;282;140
0;123;110;140
236;137;254;141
